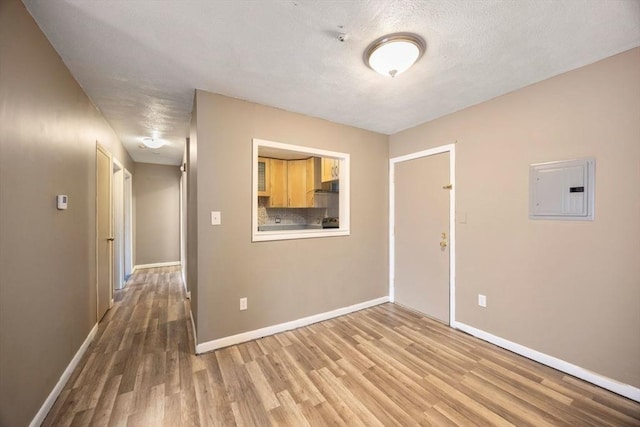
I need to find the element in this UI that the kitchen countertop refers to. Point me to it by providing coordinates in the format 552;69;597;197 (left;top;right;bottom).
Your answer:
258;224;323;231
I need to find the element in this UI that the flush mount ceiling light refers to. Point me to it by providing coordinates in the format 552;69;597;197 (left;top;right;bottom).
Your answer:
364;33;426;78
142;137;164;149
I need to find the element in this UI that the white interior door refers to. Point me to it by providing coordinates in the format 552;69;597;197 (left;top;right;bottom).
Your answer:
393;150;452;324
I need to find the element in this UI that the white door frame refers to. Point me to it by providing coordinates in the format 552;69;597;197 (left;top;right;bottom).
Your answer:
389;143;456;326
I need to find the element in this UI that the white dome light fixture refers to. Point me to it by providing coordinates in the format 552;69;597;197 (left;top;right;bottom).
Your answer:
142;137;164;149
364;33;426;78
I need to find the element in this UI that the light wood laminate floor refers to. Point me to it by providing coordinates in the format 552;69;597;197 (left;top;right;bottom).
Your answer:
43;267;640;426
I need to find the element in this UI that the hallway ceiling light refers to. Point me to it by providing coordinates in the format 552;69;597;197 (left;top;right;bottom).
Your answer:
364;33;425;78
142;137;164;149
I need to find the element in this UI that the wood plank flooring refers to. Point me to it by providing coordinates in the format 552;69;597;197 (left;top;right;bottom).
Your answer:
43;267;640;426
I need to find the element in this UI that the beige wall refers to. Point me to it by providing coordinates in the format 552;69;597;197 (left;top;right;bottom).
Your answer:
0;1;134;425
193;91;389;343
390;48;640;388
134;163;181;265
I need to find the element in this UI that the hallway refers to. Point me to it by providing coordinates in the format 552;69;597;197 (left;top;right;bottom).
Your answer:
43;267;193;425
43;267;640;426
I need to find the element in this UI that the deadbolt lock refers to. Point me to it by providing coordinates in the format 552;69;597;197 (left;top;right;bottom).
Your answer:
440;231;448;248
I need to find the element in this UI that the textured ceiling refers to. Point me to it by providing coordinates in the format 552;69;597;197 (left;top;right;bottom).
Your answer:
23;0;640;165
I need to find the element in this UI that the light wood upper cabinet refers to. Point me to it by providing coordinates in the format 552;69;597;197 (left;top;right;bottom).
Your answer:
269;158;288;207
306;157;321;206
287;159;307;207
322;158;340;182
289;157;321;208
257;157;270;197
262;157;321;208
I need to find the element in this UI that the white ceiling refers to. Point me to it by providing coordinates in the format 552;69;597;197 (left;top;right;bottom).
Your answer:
23;0;640;166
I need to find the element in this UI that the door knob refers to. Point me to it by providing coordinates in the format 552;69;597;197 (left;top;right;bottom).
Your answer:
107;237;115;241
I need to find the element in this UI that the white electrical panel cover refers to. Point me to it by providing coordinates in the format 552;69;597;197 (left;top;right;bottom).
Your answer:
529;158;595;220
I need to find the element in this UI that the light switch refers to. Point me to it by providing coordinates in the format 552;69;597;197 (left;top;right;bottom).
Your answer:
211;211;221;225
478;294;487;308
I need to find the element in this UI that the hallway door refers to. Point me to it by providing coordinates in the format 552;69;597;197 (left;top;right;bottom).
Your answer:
393;150;451;324
96;144;113;321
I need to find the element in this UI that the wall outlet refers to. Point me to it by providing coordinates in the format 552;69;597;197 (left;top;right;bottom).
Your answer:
239;297;247;311
478;294;487;308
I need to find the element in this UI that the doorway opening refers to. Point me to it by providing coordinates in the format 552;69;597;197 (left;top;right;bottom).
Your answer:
112;160;133;290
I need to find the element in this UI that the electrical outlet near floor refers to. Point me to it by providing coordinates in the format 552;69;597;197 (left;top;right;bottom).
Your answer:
239;297;247;311
478;294;487;308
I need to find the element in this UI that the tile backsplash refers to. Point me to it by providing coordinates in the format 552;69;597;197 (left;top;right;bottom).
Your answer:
258;197;327;226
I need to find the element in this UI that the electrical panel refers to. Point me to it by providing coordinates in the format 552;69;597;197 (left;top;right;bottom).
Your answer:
529;158;595;220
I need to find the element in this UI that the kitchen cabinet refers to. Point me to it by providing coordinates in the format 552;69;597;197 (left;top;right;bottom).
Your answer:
306;157;321;206
257;157;270;197
265;157;320;208
269;158;288;207
287;159;307;207
322;158;340;182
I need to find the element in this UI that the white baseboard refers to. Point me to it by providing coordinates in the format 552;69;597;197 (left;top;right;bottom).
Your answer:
133;261;181;271
30;323;99;427
196;296;389;354
453;321;640;403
